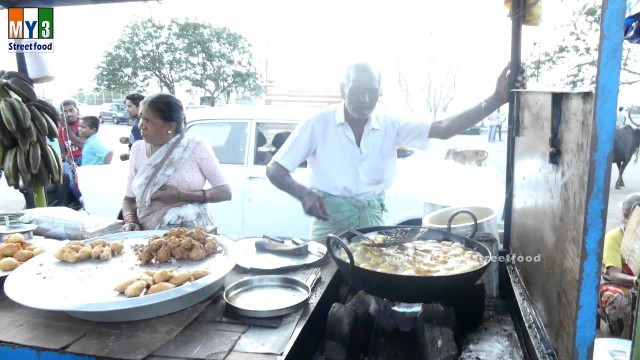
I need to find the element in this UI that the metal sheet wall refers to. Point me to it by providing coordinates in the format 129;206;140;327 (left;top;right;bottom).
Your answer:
510;91;594;360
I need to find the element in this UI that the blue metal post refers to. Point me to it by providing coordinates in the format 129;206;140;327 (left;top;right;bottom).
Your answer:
574;0;625;359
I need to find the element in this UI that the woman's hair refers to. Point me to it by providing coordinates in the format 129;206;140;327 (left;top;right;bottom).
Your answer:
140;93;184;134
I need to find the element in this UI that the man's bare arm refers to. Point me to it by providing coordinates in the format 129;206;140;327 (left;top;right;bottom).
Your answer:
266;161;329;220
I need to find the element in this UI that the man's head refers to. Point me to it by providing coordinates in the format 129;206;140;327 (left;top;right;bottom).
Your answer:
622;193;640;220
620;106;625;112
125;93;145;118
62;99;79;124
340;62;381;120
78;116;100;138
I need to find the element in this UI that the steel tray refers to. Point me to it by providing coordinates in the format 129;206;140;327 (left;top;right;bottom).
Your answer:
4;230;236;322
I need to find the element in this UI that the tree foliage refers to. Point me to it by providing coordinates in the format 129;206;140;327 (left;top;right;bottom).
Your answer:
175;22;260;105
527;0;640;89
95;18;261;104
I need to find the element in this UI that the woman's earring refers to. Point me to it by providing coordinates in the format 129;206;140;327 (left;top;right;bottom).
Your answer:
168;130;172;134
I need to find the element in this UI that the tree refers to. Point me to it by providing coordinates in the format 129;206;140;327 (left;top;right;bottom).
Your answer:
175;22;261;106
95;18;184;95
527;0;640;89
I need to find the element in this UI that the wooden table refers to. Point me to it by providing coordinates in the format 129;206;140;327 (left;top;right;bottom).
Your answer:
0;257;340;360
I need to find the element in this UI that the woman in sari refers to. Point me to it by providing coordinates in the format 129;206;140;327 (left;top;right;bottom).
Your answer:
599;192;640;338
121;93;231;231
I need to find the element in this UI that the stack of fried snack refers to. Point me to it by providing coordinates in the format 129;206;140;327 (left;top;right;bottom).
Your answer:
0;71;63;191
136;227;221;265
55;239;124;263
115;268;210;298
0;233;45;271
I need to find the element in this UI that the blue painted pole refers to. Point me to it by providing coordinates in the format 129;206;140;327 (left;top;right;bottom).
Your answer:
574;0;625;359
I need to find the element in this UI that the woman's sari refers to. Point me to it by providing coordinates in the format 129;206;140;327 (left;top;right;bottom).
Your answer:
131;134;214;230
600;263;635;338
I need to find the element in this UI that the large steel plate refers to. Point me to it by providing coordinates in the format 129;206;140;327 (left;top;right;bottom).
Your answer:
234;237;326;271
4;230;236;322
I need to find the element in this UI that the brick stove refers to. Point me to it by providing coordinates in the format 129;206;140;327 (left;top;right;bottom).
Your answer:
319;283;522;360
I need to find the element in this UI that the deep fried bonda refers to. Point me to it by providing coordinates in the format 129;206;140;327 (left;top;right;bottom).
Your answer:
155;245;171;263
0;257;20;271
147;282;176;295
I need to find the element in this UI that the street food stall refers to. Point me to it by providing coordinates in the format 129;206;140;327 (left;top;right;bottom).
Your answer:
0;0;636;359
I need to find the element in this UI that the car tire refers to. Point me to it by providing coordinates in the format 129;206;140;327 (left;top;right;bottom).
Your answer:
99;116;104;124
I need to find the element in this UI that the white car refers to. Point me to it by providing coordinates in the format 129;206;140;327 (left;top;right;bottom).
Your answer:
79;105;426;239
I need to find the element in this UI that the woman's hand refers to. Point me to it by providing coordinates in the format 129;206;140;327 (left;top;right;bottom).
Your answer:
119;136;130;144
122;223;140;232
151;185;185;205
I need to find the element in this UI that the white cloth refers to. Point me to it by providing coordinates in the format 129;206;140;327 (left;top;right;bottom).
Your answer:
273;104;431;197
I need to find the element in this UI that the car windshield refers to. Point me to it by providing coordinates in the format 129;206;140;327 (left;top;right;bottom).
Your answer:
113;103;125;111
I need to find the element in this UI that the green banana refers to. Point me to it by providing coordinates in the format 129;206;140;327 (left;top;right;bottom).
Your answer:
41;111;58;141
34;99;60;127
23;122;37;144
37;160;51;188
0;98;17;133
2;71;34;86
16;146;30;185
39;137;56;178
29;142;40;174
0;117;16;149
49;145;63;184
27;104;48;137
2;147;16;188
9;97;31;129
4;78;37;103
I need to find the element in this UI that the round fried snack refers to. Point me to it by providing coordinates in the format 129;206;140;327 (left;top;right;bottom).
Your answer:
91;245;104;260
114;279;138;293
88;239;107;248
32;248;45;256
0;257;20;271
147;282;176;295
153;269;173;284
190;269;210;280
5;233;25;243
0;243;21;257
12;250;33;262
110;242;124;255
78;245;92;261
124;280;147;297
99;246;112;261
169;271;192;286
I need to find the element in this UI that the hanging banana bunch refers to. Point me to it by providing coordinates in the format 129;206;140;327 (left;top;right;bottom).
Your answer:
0;70;63;192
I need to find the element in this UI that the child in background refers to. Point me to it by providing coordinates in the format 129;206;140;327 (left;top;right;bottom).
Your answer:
78;116;113;165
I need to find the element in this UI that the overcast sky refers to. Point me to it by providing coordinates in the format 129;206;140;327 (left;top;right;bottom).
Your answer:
0;0;590;112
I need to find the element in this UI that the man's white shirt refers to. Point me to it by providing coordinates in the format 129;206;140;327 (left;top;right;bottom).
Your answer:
273;105;431;197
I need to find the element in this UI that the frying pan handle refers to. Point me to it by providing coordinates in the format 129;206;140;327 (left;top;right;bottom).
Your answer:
326;234;355;273
447;210;478;239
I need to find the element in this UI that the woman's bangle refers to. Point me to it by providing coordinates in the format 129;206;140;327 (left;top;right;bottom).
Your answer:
201;190;207;203
123;213;139;225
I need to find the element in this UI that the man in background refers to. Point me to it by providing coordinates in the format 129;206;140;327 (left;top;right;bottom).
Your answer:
119;93;145;160
59;99;84;202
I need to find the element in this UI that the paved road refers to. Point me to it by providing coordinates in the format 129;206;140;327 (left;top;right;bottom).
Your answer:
0;126;633;232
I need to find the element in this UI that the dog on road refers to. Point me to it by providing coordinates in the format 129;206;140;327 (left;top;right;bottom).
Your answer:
444;149;488;167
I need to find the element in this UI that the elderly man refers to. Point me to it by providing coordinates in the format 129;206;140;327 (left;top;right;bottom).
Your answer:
266;62;525;240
